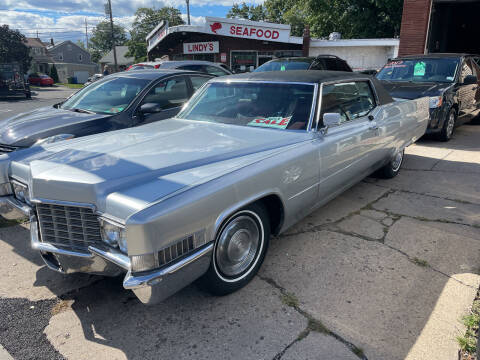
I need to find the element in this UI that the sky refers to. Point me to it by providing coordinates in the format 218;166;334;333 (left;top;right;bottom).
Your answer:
0;0;264;44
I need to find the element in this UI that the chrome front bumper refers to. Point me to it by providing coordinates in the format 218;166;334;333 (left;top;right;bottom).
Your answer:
28;213;213;305
0;195;32;220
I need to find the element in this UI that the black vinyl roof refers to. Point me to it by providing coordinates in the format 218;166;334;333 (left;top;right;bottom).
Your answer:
212;70;394;105
213;70;369;84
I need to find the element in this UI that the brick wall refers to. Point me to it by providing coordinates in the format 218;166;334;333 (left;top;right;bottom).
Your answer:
398;0;432;56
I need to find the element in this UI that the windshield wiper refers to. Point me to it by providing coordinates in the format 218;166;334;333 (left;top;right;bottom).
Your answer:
70;108;95;114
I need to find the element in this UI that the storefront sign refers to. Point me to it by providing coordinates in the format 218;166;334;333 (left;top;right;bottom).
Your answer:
205;17;291;43
221;53;227;63
183;41;219;54
146;21;168;52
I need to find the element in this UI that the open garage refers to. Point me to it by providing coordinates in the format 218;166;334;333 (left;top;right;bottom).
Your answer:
399;0;480;55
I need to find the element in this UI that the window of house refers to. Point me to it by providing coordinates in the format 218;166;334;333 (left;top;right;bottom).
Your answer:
78;54;83;62
59;53;64;61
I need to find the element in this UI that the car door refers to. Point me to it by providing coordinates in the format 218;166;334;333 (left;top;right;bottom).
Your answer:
135;76;190;125
187;74;213;93
316;80;381;200
456;58;477;122
468;56;480;116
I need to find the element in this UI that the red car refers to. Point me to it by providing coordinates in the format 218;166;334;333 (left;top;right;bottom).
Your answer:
28;74;54;86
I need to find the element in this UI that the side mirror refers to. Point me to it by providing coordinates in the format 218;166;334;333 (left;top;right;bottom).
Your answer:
139;103;163;114
323;113;342;126
463;75;478;85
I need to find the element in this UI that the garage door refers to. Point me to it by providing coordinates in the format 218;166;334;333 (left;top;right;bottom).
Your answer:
73;71;89;84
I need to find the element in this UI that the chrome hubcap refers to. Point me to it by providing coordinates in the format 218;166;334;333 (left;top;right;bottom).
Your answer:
446;112;455;137
216;215;260;277
391;150;403;172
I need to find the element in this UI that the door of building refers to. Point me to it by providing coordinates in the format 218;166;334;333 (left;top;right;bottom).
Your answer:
231;51;257;73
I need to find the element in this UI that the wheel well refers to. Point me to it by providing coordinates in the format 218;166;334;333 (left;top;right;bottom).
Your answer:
257;195;284;236
451;103;459;115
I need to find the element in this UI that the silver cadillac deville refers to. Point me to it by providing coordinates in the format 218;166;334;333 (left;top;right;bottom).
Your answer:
0;71;429;305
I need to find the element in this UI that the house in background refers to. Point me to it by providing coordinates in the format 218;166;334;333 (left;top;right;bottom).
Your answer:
47;40;97;83
99;46;134;72
26;38;53;74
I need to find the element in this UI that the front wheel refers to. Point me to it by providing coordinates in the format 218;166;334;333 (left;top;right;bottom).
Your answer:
378;149;404;179
437;108;456;142
200;203;270;296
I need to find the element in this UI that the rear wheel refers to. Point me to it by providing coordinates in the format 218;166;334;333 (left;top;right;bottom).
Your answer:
378;149;404;179
437;108;456;142
200;203;270;296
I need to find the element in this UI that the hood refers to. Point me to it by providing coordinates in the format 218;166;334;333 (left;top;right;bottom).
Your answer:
379;81;452;100
11;119;311;219
0;106;111;147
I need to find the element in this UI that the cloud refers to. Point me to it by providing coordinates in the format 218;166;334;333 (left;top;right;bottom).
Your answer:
180;14;205;26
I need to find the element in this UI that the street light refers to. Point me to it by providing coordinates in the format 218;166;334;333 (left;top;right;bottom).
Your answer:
186;0;191;25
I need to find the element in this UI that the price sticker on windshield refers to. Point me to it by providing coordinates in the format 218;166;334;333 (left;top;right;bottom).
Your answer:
414;62;426;76
385;60;406;68
248;116;292;129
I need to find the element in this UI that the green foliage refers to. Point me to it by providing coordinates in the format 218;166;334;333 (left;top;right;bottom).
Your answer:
227;0;403;38
227;2;267;21
127;7;184;61
75;39;86;49
457;299;480;355
0;25;31;71
90;21;127;54
90;49;103;64
49;64;59;83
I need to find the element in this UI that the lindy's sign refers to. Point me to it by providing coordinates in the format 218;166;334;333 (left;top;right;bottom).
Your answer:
205;17;291;43
183;41;219;54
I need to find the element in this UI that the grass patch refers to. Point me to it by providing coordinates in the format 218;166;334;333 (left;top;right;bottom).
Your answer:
281;292;299;308
458;293;480;358
56;83;84;89
307;318;329;334
51;299;73;316
412;257;429;267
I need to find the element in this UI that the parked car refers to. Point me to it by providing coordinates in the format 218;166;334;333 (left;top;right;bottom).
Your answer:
159;61;233;77
254;55;353;73
0;63;31;99
126;62;163;71
0;70;213;153
28;73;54;86
376;53;480;141
84;73;104;86
0;71;429;305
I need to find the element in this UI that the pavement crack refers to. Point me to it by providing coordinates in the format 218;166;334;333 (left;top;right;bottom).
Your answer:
259;275;368;360
430;150;454;171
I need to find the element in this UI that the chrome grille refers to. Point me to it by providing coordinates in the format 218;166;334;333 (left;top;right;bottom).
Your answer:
36;203;102;250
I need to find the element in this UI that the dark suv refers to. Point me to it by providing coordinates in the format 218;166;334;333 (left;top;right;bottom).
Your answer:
376;53;480;141
254;55;353;73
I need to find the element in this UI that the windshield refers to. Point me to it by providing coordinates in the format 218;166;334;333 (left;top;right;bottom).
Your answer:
376;58;460;83
176;82;315;131
61;77;150;114
254;60;311;72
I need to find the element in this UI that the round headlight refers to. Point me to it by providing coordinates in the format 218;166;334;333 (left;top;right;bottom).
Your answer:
100;219;127;253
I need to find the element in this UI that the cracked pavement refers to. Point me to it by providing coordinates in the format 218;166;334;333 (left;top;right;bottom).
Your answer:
1;124;480;359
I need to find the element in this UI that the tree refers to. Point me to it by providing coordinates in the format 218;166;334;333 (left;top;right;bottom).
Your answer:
227;3;267;21
89;21;127;54
76;39;86;49
127;7;184;61
49;64;59;83
0;25;31;71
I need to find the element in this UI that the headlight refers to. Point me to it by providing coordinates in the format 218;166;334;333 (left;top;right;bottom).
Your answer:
99;218;128;253
35;134;75;146
429;96;443;109
11;180;30;204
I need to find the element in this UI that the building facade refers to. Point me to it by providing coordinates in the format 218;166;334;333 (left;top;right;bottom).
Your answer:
147;17;398;72
47;41;97;83
25;38;53;74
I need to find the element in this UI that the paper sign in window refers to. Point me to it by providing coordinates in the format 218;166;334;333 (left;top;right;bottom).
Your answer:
414;62;426;76
247;116;292;129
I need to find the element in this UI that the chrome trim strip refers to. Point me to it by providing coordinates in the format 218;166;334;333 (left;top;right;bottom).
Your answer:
30;198;96;211
123;243;213;289
88;245;131;271
0;196;32;220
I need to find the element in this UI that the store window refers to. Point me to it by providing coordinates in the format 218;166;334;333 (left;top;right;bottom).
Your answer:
231;51;257;73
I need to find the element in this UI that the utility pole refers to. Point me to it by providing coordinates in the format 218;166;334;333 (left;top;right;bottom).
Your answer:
186;0;191;25
85;18;89;49
106;0;118;72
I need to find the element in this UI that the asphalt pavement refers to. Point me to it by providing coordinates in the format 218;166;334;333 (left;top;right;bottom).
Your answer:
0;90;479;359
0;86;77;122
